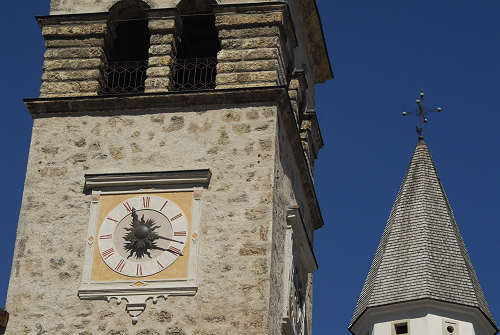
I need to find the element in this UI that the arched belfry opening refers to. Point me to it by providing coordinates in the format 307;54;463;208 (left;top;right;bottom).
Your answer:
101;0;151;94
171;0;221;90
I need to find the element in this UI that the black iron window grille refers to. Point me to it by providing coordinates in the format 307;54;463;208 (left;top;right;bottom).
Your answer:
170;57;217;91
101;61;148;94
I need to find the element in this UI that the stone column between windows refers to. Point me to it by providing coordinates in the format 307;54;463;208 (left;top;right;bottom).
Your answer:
214;4;297;90
145;17;176;93
39;21;106;98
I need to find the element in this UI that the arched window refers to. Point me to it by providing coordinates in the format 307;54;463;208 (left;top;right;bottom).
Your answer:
101;0;151;94
171;0;221;90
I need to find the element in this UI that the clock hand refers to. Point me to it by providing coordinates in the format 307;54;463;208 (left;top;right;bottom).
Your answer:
157;235;184;244
151;245;183;256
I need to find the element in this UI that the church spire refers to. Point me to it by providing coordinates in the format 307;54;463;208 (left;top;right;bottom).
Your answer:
350;140;497;335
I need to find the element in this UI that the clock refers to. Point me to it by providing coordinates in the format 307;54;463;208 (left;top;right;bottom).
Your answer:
97;195;189;277
79;170;210;323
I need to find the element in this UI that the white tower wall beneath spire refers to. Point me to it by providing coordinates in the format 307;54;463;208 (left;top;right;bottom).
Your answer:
351;299;497;335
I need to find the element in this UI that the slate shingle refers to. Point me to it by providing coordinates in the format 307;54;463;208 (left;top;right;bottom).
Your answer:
350;140;496;328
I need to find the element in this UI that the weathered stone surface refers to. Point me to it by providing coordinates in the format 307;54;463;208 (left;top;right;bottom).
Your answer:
146;66;171;78
43;58;102;71
144;77;171;91
40;80;100;97
218;26;279;39
148;19;176;32
217;60;278;73
42;23;106;38
44;47;104;60
149;44;173;56
217;48;278;62
221;37;279;50
5;105;281;334
216;71;277;85
148;56;173;67
42;69;101;82
215;12;283;28
150;34;175;45
216;82;274;90
45;38;104;48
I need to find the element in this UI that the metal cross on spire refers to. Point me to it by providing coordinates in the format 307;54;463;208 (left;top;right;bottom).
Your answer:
402;91;443;140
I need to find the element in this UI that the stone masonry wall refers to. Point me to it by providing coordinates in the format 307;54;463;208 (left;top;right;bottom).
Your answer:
49;1;282;15
215;5;296;89
268;107;317;335
6;103;279;335
145;17;176;93
40;21;106;97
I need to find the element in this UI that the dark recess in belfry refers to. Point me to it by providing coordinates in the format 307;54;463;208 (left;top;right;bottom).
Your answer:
101;0;151;94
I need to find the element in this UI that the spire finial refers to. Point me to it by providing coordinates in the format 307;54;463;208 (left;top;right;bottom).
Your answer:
402;91;443;141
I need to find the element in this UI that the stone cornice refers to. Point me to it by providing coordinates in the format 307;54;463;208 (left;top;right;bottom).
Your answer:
24;86;324;230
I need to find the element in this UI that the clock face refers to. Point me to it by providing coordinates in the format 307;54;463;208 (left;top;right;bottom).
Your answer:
97;195;188;277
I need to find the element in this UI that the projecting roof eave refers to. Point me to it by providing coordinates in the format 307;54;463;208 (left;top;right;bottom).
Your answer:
349;298;499;335
295;0;333;83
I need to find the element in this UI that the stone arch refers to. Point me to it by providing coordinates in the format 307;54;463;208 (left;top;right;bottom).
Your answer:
176;0;217;14
108;0;150;23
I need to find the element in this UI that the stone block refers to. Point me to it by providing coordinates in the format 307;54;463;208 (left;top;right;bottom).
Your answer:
40;80;100;96
216;71;277;85
215;13;283;29
217;60;278;73
42;69;101;82
145;77;171;90
148;56;173;67
45;38;104;48
148;19;176;32
44;47;104;60
217;48;278;62
218;26;279;39
149;44;173;56
43;58;102;71
221;37;279;50
216;82;274;90
42;23;106;38
146;66;171;78
149;34;175;45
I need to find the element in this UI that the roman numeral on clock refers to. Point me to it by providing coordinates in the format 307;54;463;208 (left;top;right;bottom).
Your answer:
102;248;114;259
156;260;164;269
174;231;187;237
123;202;133;212
115;259;126;272
170;213;183;222
160;200;168;211
106;217;119;223
142;196;150;208
167;246;182;256
99;234;113;240
136;264;143;276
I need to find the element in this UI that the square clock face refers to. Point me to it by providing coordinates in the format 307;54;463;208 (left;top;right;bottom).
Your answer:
91;192;194;282
78;170;209;322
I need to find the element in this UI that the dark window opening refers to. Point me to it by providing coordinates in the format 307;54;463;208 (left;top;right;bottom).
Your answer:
394;322;408;334
171;13;221;91
101;0;151;94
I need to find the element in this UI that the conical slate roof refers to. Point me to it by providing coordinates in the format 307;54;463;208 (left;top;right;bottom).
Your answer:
351;140;496;329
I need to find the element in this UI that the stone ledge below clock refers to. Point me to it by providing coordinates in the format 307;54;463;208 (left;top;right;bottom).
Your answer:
24;86;290;118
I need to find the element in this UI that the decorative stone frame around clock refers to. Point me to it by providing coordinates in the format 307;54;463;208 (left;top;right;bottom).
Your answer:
78;170;211;323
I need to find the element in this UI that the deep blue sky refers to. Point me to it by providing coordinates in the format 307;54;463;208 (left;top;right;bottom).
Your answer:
0;1;499;334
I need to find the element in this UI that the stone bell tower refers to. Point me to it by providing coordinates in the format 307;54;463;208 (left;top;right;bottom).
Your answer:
4;0;332;334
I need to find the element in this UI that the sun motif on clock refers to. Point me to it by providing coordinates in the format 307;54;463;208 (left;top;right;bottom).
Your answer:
97;195;188;277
